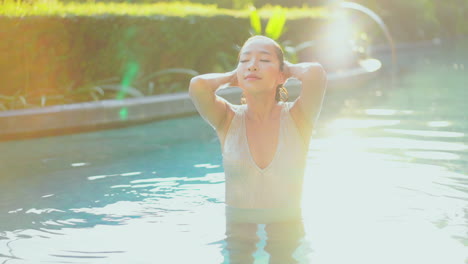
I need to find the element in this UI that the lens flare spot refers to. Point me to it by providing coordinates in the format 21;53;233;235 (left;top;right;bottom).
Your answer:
120;107;128;120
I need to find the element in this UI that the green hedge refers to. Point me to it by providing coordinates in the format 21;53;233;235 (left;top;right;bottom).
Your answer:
0;3;334;109
0;15;251;108
0;1;466;110
0;16;331;110
63;0;319;9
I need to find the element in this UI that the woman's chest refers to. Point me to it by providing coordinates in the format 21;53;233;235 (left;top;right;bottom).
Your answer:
245;119;280;160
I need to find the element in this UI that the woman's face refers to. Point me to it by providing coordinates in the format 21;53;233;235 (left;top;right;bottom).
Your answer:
236;38;284;94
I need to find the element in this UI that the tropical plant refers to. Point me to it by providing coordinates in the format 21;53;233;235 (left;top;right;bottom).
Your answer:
0;67;199;110
248;6;313;63
67;67;199;101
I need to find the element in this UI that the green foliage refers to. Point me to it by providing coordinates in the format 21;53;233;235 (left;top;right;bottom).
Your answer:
0;1;326;18
231;0;255;9
0;1;237;17
0;15;252;109
264;7;287;40
249;7;262;35
76;0;314;9
0;2;329;110
0;1;465;111
354;0;468;39
249;6;302;62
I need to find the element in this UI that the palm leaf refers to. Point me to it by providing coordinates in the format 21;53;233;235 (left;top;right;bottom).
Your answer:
265;7;286;40
249;6;262;35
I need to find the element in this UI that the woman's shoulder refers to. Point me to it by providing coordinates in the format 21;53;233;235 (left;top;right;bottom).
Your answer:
227;103;247;115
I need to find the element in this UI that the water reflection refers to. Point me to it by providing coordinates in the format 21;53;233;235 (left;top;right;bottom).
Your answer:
405;151;460;160
384;128;464;138
328;118;401;128
0;48;467;263
427;121;452;127
364;108;413;116
225;219;306;264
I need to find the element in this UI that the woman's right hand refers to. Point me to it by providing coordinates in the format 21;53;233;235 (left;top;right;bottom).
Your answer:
226;69;239;88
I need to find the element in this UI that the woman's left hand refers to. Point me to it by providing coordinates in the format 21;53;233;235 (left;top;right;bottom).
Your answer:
282;61;294;80
283;61;323;82
283;61;309;80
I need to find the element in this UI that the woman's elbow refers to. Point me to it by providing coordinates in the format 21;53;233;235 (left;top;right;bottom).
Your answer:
303;63;327;84
189;76;206;95
309;63;326;77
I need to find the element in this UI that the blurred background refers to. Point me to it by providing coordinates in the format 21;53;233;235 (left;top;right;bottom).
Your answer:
0;0;466;109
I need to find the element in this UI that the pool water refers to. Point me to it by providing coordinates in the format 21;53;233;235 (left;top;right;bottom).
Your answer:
0;44;467;263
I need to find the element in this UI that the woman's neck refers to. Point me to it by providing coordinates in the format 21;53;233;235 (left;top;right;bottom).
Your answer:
244;93;281;122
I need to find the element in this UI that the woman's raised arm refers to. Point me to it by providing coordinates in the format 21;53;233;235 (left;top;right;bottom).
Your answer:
188;71;237;130
284;62;327;128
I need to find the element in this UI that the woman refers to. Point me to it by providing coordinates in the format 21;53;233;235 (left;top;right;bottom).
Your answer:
189;35;327;263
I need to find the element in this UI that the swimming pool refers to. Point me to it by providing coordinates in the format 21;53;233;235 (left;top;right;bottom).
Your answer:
0;43;467;263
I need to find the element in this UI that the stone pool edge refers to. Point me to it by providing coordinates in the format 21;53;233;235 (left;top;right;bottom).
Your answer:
0;68;374;141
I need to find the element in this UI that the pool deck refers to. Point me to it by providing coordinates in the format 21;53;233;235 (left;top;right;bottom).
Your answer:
0;39;441;140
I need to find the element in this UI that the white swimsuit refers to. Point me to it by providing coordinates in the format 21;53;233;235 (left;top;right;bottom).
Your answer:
222;102;309;211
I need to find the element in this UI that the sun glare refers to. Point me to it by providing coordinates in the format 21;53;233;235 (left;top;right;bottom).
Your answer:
358;58;382;72
327;118;401;129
